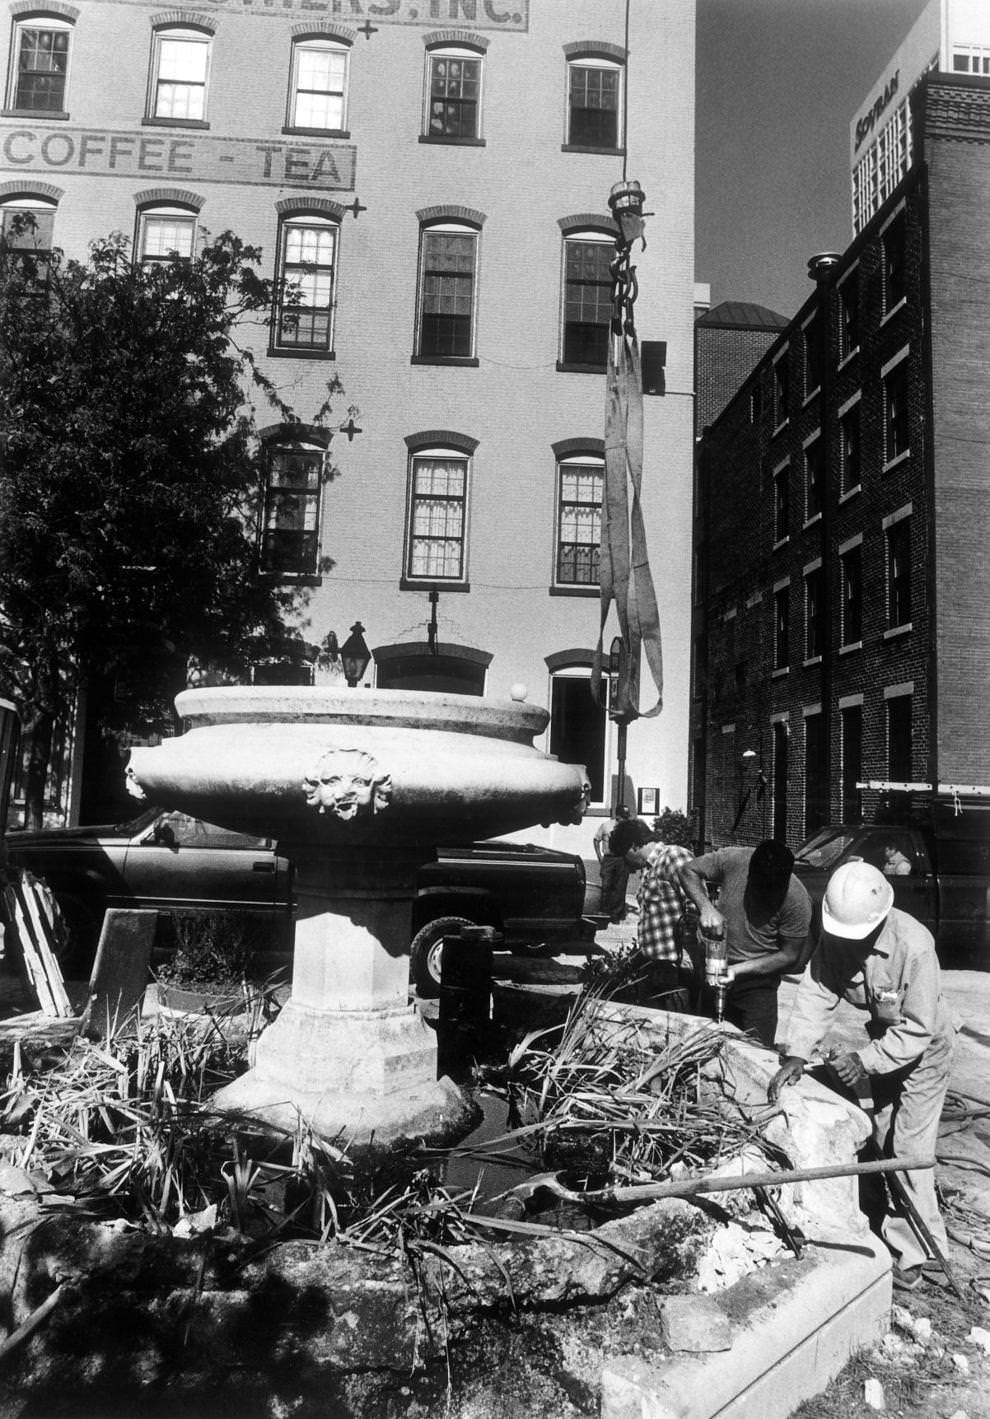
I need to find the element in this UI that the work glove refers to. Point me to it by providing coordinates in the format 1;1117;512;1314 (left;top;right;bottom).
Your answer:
829;1051;867;1087
768;1055;806;1103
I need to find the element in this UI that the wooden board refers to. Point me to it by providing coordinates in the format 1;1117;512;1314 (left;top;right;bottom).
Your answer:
79;909;158;1040
0;872;72;1018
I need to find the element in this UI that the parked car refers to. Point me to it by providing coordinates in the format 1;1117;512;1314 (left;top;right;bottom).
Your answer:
791;795;990;968
4;808;600;986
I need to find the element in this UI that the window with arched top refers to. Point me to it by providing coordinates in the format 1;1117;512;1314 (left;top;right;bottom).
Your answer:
565;51;624;151
137;203;198;265
403;441;473;586
554;450;602;589
272;211;339;355
414;219;480;362
547;657;608;806
423;43;484;142
259;436;327;579
147;26;212;124
559;228;613;370
5;13;74;115
288;36;350;132
0;195;56;256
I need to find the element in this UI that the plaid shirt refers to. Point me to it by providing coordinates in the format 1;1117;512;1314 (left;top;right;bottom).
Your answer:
637;842;694;963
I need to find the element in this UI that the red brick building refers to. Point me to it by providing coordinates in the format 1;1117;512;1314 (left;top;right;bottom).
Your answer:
691;71;990;849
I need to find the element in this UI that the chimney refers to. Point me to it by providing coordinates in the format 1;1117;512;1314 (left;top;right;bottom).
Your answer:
807;251;841;283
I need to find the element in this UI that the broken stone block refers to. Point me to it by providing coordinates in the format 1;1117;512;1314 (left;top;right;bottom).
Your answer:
658;1294;733;1352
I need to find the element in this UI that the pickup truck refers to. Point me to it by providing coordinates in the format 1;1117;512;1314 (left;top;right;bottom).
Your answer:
791;795;990;968
4;807;600;987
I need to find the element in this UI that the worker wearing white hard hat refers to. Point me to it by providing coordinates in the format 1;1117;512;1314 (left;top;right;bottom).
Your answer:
770;860;957;1292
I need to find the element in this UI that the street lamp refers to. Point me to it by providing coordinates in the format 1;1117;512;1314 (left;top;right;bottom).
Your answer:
339;622;372;688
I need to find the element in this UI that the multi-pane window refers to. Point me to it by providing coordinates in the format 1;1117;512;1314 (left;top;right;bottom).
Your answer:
273;215;337;353
561;233;612;368
289;39;348;131
425;46;482;139
841;704;863;823
886;694;912;782
804;712;828;838
840;402;861;494
549;670;606;803
840;543;863;646
883;212;907;312
804;565;824;661
804;312;823;396
567;57;622;149
773;585;790;670
416;223;478;358
150;28;210;121
773;464;789;544
773;354;789;427
406;451;468;581
6;17;71;112
260;446;323;576
884;357;910;463
0;200;55;272
556;456;602;586
953;47;990;74
138;207;196;265
838;276;859;360
805;438;823;522
885;512;912;628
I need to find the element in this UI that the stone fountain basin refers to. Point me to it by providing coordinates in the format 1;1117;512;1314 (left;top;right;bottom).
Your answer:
126;686;588;845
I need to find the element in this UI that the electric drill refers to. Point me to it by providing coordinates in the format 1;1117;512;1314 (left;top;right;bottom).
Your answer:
701;921;730;1023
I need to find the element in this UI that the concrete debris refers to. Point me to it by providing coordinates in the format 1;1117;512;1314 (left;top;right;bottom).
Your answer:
951;1352;970;1373
658;1294;734;1353
966;1326;990;1355
863;1375;886;1410
693;1221;785;1292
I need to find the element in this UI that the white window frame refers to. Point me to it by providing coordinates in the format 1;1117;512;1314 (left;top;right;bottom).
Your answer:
560;229;613;369
272;212;338;355
423;44;484;141
6;15;73;114
565;55;623;150
554;453;602;588
403;445;470;584
414;221;479;360
137;204;197;265
0;196;56;252
288;37;349;133
148;26;211;123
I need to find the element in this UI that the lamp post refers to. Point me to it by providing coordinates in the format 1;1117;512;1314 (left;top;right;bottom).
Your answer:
339;622;372;688
609;636;627;814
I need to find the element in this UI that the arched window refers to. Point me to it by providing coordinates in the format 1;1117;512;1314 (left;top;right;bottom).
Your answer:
403;435;476;586
559;226;614;370
148;25;212;124
423;41;485;141
272;210;340;355
414;219;480;361
0;194;57;284
564;48;624;151
288;35;350;132
547;657;608;806
259;434;328;579
136;203;198;265
6;12;75;115
554;449;603;588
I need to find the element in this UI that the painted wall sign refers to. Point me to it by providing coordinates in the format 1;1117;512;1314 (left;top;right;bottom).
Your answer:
854;70;900;150
0;125;356;189
113;0;529;30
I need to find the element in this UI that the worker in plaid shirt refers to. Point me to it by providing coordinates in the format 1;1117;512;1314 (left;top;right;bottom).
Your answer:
623;839;699;1009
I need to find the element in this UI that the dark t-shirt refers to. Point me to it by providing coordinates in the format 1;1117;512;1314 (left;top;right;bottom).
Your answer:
691;846;812;966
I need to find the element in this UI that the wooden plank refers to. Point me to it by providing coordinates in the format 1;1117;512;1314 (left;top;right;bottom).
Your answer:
2;882;54;1015
80;909;157;1040
19;875;72;1017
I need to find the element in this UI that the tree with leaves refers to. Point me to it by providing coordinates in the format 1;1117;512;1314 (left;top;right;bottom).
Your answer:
0;226;339;826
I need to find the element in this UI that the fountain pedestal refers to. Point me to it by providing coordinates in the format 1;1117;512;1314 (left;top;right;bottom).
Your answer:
213;848;473;1143
126;686;588;1149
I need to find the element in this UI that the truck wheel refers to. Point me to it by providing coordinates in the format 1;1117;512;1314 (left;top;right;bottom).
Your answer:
50;895;101;976
410;916;475;999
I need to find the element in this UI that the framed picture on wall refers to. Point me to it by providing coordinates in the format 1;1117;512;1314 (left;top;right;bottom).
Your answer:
637;787;659;817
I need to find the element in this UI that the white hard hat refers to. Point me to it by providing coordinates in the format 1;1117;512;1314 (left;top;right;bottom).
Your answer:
821;861;894;939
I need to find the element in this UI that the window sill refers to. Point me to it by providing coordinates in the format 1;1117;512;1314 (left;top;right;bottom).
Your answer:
771;666;789;679
418;134;485;147
773;536;789;551
883;623;913;640
142;116;210;130
556;360;606;375
803;513;822;530
561;143;626;156
549;584;599;597
839;640;863;656
803;655;823;668
259;572;322;587
882;449;911;474
880;296;907;326
772;418;789;436
839;483;862;504
837;345;860;371
2;107;69;120
802;387;821;408
400;577;470;592
411;355;479;367
268;346;336;361
283;126;351;139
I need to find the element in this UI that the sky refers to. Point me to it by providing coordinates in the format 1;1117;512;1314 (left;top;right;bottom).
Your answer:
695;0;931;319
